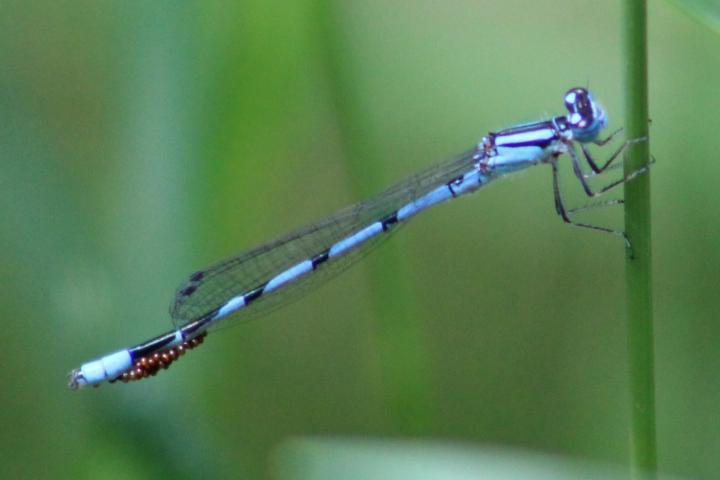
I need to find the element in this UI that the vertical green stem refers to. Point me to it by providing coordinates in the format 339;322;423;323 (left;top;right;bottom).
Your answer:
622;1;656;478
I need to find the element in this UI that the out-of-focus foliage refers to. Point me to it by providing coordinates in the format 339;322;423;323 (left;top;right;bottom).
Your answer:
669;0;720;33
1;1;718;479
271;438;688;480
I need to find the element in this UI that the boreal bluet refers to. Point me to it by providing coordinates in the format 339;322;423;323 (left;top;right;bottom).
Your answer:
68;87;649;389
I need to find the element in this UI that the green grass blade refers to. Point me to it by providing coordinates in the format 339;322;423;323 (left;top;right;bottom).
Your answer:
622;1;657;479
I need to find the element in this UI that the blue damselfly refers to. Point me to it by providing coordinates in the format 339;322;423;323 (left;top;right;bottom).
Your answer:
68;88;648;389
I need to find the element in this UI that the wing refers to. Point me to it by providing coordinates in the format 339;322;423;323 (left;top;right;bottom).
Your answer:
170;147;479;328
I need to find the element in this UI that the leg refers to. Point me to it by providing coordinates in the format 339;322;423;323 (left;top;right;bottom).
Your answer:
592;127;623;146
567;141;652;197
581;136;647;174
583;161;622;179
550;158;630;245
575;127;623;175
567;198;624;215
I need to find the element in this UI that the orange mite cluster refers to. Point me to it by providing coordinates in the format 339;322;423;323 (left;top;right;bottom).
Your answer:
110;332;207;384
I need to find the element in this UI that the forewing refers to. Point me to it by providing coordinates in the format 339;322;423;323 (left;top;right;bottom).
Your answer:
170;148;478;328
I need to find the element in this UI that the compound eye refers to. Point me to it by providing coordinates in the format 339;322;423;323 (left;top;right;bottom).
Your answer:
564;87;589;111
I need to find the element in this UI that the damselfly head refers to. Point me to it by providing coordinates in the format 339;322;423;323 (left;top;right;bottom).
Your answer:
563;87;607;142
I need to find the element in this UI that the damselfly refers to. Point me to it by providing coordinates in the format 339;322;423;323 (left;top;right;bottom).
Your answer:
68;87;648;389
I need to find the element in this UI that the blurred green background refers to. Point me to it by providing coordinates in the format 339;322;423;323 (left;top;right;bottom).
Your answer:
1;1;718;479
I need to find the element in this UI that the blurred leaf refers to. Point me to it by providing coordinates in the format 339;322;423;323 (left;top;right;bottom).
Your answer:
271;438;684;480
667;0;720;32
